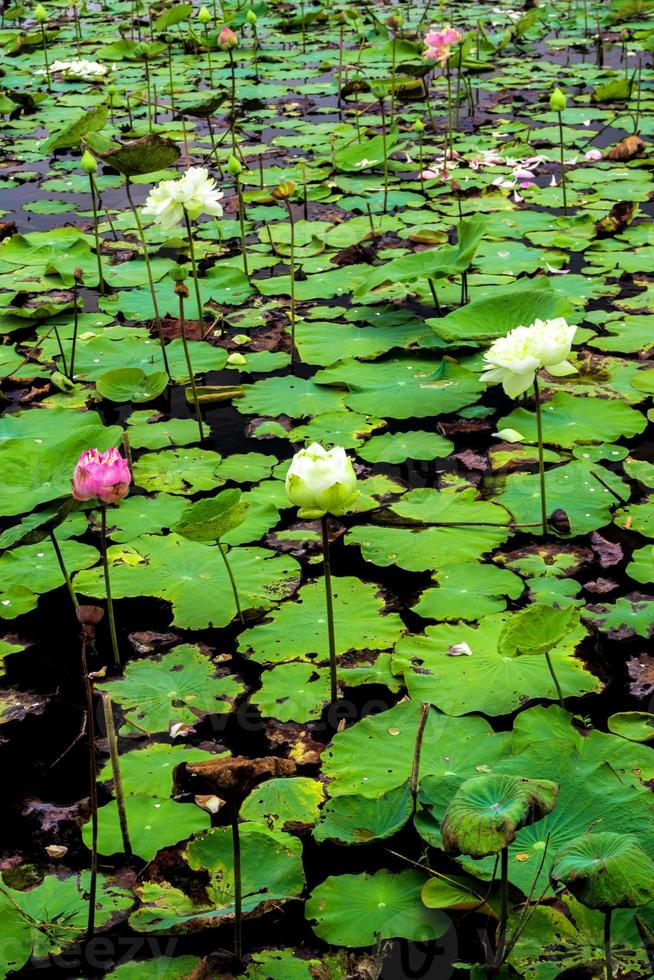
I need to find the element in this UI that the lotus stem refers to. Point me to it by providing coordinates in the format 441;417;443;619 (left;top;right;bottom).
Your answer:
410;703;430;802
53;323;68;378
218;542;244;625
49;529;79;611
40;23;52;93
100;692;132;857
232;813;243;960
495;845;509;967
532;378;548;536
321;515;338;703
80;627;97;938
283;199;297;369
167;42;176;111
445;62;453;156
182;207;205;327
99;503;121;669
545;650;565;709
234;173;249;278
557;110;568;214
204;25;214;86
428;278;441;315
604;908;613;980
228;49;237;153
379;97;388;214
88;174;105;298
177;287;204;443
124;178;171;378
455;45;462;130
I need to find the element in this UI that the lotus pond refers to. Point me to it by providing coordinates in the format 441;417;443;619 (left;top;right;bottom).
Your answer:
3;0;654;976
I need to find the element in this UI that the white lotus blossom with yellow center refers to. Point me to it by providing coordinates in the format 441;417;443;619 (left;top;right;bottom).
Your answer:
142;167;224;230
481;318;577;398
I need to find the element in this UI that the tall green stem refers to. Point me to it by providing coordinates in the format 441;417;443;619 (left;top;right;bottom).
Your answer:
446;63;453;156
100;693;132;857
80;631;97;938
545;650;565;709
228;49;237;153
100;504;121;669
604;909;613;980
495;846;509;967
321;515;338;703
235;175;249;278
204;25;214;86
183;208;205;325
218;542;244;625
283;199;297;368
410;703;430;803
557;110;568;214
178;289;204;442
379;97;388;214
533;378;548;535
124;178;171;378
40;23;52;93
232;814;243;960
50;530;79;611
88;173;105;297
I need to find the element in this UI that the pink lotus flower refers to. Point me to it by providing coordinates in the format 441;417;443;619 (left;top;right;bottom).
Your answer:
218;26;238;50
424;26;462;63
585;148;602;161
419;168;438;179
72;448;131;503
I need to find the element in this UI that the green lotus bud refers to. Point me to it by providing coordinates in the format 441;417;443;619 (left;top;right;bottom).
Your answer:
198;5;211;24
414;118;425;134
285;443;359;519
170;265;189;282
227;351;247;365
227;155;243;177
35;3;47;21
550;87;566;112
81;150;97;174
246;8;257;24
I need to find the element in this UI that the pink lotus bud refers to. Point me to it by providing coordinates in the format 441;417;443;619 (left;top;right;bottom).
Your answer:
72;447;131;504
218;26;238;50
513;167;535;180
585;148;602;161
419;168;438;179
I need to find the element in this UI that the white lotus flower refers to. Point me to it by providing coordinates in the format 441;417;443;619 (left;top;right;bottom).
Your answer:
494;428;525;443
285;443;358;519
40;58;108;79
142;167;224;230
527;318;577;374
481;318;577;398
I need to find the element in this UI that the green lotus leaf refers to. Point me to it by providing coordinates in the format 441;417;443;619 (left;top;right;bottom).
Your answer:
551;832;654;910
96;367;169;403
173;488;249;541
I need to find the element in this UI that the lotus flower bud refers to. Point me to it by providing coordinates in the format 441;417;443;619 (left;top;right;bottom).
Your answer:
285;443;358;519
81;150;97;173
246;8;257;24
198;5;211;23
35;3;47;22
227;154;243;177
71;448;131;504
271;180;296;201
414;118;425;134
218;26;238;50
170;264;188;282
550;87;566;112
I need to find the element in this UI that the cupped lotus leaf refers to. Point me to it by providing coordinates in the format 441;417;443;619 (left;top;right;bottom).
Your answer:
607;711;654;742
392;612;597;716
96;368;169;403
95;644;245;735
499;603;579;657
240;776;325;831
131;824;305;933
498;393;646;449
84;132;180;175
0;497;78;549
313;356;484;420
306;869;449;947
421;874;497;917
323;699;511;800
74;535;300;629
238;575;404;665
0;872;132;977
313;783;414;845
441;774;559;858
173;488;249;541
430;279;573;344
42;104;108;152
82;794;210;861
551;832;654;910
